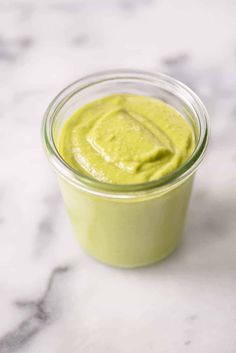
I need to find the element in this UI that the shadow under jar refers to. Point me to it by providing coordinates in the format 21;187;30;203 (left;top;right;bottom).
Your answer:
42;70;209;268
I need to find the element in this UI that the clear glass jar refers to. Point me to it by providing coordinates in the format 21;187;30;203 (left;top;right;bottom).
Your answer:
42;70;209;268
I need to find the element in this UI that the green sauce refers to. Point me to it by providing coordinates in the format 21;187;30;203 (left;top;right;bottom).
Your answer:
58;94;194;184
56;94;195;267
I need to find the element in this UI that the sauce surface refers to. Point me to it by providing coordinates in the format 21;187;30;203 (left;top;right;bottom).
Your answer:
58;94;194;184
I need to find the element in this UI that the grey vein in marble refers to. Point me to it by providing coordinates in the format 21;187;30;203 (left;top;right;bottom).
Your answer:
0;36;33;63
49;0;154;13
185;340;192;346
0;267;69;353
34;191;61;257
162;54;236;109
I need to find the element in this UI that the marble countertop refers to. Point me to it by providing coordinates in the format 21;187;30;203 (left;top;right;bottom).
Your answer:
0;0;236;352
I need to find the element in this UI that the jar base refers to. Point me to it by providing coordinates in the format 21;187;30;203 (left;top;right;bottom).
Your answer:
79;241;181;269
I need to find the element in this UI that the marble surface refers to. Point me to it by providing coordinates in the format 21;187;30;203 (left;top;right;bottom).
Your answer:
0;0;236;352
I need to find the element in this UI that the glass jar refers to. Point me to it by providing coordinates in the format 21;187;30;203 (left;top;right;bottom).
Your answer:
42;70;209;268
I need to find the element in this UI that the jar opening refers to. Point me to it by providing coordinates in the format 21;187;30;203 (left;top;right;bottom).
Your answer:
42;70;209;197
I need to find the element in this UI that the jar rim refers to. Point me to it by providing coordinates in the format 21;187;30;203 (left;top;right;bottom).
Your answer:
42;69;209;198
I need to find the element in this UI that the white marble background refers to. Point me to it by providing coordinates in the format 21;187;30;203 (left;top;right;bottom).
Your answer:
0;0;236;352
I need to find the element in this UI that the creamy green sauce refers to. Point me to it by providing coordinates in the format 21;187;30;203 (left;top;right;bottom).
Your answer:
58;94;194;184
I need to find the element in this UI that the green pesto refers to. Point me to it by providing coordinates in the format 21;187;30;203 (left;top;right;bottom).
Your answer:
58;94;194;184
